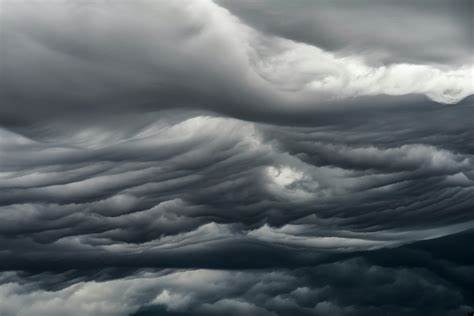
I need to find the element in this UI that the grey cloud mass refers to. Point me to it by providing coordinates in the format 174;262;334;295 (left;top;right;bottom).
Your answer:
1;0;472;128
217;0;474;65
0;0;473;315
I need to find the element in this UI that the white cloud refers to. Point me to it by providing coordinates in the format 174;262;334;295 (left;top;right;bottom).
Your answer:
250;35;473;104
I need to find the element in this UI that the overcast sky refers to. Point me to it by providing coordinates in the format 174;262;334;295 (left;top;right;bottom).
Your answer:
0;1;473;315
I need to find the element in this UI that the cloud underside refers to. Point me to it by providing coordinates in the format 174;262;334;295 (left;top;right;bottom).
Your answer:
1;114;473;263
2;229;474;316
1;109;474;314
0;0;473;315
1;0;473;128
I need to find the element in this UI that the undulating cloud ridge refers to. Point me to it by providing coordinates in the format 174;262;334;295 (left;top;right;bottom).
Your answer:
1;0;473;127
0;0;473;315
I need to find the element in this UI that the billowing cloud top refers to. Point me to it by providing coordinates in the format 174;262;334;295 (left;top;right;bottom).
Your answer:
0;1;473;316
1;0;473;128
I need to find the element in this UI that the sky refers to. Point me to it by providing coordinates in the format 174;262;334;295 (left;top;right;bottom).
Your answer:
0;0;473;315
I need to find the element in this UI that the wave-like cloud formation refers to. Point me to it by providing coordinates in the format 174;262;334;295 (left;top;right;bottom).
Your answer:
1;111;473;270
1;0;473;128
0;0;473;315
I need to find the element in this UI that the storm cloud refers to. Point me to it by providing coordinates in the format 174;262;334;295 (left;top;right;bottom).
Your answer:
0;0;473;315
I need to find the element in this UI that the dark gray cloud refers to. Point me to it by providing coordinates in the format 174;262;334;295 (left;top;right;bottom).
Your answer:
0;0;473;315
1;229;473;316
217;0;474;65
1;107;473;274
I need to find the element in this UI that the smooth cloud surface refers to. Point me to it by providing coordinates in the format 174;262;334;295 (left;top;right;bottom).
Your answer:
1;0;473;128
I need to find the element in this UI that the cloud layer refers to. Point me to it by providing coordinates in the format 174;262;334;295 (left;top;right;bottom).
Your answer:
0;0;473;315
2;229;474;316
1;0;472;128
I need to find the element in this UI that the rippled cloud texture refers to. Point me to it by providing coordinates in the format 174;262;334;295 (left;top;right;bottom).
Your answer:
0;0;473;315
